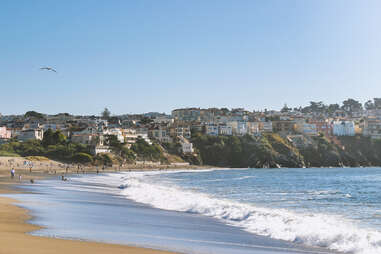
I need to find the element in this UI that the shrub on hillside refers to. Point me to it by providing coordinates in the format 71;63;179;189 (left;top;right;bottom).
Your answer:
71;152;93;164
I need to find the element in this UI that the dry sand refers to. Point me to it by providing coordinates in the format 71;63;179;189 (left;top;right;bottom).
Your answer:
0;157;178;254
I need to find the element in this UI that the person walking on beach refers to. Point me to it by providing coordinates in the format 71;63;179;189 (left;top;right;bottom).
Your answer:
10;168;15;179
19;174;22;182
61;174;67;181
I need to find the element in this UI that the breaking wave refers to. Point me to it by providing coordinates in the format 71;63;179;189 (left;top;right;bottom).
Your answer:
120;174;381;254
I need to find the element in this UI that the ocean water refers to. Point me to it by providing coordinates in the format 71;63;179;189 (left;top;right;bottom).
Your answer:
10;167;381;254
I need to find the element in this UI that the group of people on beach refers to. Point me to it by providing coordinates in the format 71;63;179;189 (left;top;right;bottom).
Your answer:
9;167;36;183
10;168;22;182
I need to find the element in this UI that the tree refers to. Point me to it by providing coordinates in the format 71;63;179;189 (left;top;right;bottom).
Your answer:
25;111;44;119
301;101;326;113
374;98;381;109
105;135;122;151
281;104;291;113
341;98;362;113
327;104;340;114
42;129;66;147
101;107;111;120
365;100;375;110
139;117;153;125
42;129;55;147
310;101;326;112
53;130;67;144
120;147;136;162
108;116;120;125
72;152;93;164
94;153;113;166
131;138;164;161
220;108;230;115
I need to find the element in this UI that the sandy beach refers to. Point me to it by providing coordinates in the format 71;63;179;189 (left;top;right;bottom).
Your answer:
0;157;177;254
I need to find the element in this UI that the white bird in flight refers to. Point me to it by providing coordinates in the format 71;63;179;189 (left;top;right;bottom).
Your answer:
40;67;57;73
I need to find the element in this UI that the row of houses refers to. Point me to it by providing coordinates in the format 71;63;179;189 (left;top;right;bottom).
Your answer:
169;108;381;139
0;119;194;155
2;106;381;156
198;120;357;137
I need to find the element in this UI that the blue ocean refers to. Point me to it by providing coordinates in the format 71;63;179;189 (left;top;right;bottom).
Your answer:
10;168;381;254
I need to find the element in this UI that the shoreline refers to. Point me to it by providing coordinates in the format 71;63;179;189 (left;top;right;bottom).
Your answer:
0;161;358;254
0;165;180;254
9;168;339;254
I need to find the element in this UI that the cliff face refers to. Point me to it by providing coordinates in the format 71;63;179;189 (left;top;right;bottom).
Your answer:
191;133;381;168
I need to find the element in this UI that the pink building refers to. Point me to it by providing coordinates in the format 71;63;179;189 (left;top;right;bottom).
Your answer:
310;121;333;137
0;126;11;139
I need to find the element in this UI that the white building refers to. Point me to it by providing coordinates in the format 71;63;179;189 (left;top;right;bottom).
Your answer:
206;124;219;136
236;121;248;135
91;145;112;155
247;122;260;135
218;125;232;136
151;127;172;143
259;121;273;133
226;121;248;136
153;116;174;124
366;109;381;119
71;127;99;145
179;136;194;153
174;126;191;139
181;142;194;153
137;133;152;145
295;123;318;136
106;128;125;143
215;116;230;124
332;121;355;136
363;118;381;139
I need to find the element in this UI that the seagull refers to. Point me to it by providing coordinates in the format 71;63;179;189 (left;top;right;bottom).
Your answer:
40;67;57;73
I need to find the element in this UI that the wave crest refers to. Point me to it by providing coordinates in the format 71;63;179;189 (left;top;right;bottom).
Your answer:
121;176;381;254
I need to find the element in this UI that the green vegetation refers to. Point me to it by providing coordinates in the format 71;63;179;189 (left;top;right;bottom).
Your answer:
191;133;304;168
105;135;136;163
162;141;201;165
94;153;113;166
101;107;111;120
131;138;167;163
72;152;93;164
4;128;381;168
24;111;45;119
191;132;381;168
0;130;166;166
337;135;381;166
0;138;92;163
42;129;67;146
25;156;50;161
299;135;343;167
0;150;20;157
0;130;93;164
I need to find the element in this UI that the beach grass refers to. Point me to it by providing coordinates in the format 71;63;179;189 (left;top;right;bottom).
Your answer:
0;150;20;157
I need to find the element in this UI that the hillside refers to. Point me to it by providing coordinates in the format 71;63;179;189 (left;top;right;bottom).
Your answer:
191;133;381;168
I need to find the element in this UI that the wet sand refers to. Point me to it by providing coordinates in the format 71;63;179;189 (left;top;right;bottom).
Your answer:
0;161;177;254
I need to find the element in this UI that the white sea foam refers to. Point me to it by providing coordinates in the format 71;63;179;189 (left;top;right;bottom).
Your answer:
117;173;381;254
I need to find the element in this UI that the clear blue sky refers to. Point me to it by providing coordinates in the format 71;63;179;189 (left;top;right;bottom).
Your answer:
1;0;380;115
